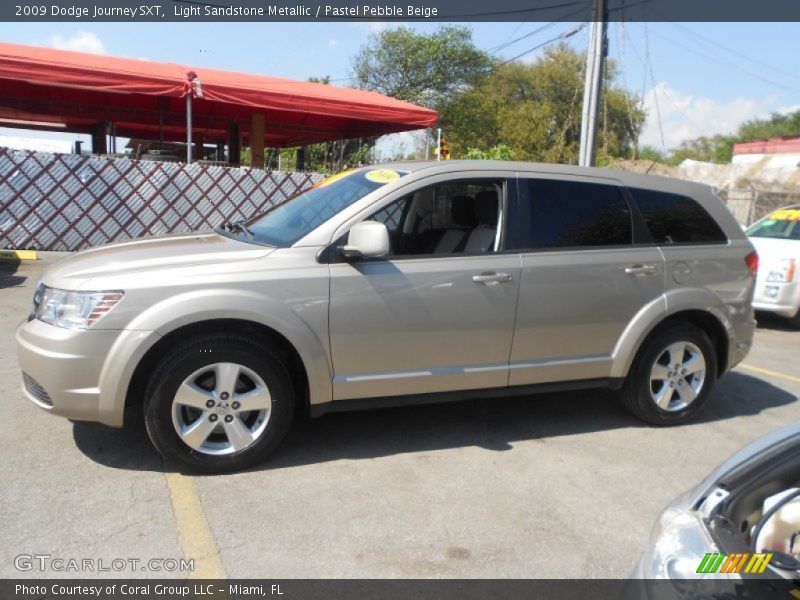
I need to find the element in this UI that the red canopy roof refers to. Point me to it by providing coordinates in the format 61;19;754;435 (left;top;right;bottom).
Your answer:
0;42;437;147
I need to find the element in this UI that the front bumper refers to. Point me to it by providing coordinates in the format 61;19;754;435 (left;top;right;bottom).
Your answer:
16;318;123;426
752;279;800;318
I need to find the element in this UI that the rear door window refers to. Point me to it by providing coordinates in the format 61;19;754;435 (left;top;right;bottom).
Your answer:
628;188;727;244
513;178;633;249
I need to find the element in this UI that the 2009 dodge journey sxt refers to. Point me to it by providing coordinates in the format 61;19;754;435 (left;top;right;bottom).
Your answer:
16;161;757;473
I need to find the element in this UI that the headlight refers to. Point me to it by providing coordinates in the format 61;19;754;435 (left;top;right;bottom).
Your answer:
640;497;731;584
765;258;796;283
34;286;123;329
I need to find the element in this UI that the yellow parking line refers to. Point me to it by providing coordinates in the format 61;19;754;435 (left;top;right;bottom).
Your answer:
738;363;800;385
164;471;226;579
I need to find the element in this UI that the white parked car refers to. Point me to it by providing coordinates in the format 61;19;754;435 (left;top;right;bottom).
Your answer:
747;205;800;328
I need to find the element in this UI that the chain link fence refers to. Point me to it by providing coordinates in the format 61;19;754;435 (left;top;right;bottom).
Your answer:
0;148;325;252
718;187;800;226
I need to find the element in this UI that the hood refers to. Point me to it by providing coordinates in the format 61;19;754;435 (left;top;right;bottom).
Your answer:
748;236;800;263
690;423;800;502
45;232;274;289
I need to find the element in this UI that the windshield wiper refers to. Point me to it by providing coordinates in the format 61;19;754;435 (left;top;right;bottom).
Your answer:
222;219;254;237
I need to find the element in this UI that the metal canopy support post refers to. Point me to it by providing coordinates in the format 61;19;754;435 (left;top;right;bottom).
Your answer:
424;128;430;160
436;128;442;161
227;123;241;166
250;112;265;169
578;0;606;167
186;93;193;164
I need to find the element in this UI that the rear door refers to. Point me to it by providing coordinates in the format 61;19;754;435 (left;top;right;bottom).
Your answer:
508;175;665;386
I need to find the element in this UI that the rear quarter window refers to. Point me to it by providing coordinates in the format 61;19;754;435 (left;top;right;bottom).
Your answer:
629;188;727;244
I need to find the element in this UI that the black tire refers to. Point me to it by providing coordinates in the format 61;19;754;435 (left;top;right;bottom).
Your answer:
144;335;294;473
617;324;718;426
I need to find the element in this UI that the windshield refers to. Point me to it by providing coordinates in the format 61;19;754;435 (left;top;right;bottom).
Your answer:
224;168;407;247
746;208;800;241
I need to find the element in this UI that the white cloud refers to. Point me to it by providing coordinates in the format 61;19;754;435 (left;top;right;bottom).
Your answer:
328;39;340;47
45;31;106;55
777;103;800;116
639;82;786;150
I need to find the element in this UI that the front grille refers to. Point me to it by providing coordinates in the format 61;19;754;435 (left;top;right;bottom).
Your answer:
22;373;52;406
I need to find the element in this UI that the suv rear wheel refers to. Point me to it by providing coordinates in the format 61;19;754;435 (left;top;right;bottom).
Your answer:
144;335;294;473
618;324;717;425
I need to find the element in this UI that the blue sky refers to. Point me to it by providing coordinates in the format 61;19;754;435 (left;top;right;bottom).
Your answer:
1;21;799;154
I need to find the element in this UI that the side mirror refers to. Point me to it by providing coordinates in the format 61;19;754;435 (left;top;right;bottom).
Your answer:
340;221;390;260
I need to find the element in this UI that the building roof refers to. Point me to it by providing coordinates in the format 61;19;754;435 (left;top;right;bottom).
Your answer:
0;42;437;147
733;136;800;156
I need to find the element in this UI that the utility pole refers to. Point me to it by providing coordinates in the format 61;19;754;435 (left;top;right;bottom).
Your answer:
578;0;607;167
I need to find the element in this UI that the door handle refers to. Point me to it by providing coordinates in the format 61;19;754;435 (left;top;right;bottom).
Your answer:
472;272;513;285
624;264;658;275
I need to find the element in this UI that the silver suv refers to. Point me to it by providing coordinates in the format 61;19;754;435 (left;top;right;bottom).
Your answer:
16;161;757;473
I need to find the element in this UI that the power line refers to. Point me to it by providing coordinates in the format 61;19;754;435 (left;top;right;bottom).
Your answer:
490;21;562;55
488;3;591;54
498;23;587;66
643;23;666;152
614;22;646;154
619;23;706;149
648;29;798;94
664;21;800;84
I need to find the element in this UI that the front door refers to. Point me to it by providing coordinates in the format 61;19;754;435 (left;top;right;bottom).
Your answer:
329;177;521;401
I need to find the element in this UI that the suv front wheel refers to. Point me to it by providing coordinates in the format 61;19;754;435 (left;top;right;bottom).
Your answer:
144;335;294;473
618;324;718;425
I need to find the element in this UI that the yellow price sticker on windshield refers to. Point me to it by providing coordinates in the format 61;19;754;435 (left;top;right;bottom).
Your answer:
312;169;356;189
364;169;401;184
770;209;800;221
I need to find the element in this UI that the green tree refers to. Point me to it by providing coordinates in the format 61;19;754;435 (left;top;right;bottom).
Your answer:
351;25;492;109
462;144;517;161
738;110;800;144
440;46;645;163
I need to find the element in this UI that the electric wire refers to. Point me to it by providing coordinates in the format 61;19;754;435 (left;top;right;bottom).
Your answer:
489;3;591;55
497;23;587;66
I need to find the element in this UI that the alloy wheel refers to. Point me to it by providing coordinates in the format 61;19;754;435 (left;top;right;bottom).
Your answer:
649;341;707;412
170;362;271;455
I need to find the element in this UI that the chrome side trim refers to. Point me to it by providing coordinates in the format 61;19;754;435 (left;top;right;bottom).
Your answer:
333;362;509;383
334;356;610;383
509;354;609;370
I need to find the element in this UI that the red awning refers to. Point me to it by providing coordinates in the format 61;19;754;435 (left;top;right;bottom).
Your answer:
0;42;437;147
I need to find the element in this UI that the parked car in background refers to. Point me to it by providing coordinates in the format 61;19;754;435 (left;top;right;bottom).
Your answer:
17;161;756;473
633;423;800;599
747;205;800;328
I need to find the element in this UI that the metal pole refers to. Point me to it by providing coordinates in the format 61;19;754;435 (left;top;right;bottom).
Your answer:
436;128;442;161
186;93;192;164
424;128;430;160
578;0;606;167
